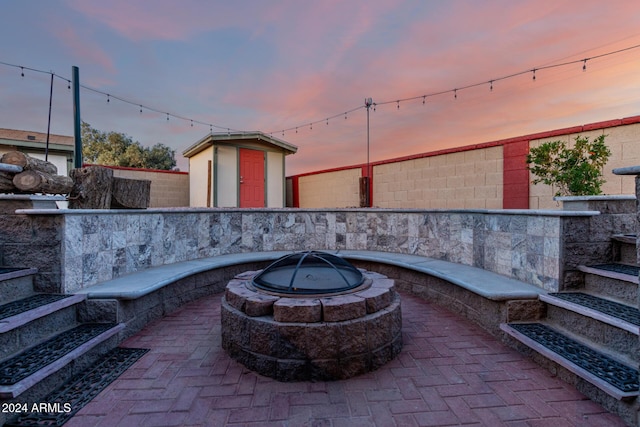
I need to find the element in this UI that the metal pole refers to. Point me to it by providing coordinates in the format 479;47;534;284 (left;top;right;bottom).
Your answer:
364;98;373;207
45;73;53;161
72;66;82;168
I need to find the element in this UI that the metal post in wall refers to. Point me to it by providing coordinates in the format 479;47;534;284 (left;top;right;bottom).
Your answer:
360;97;374;207
72;66;82;168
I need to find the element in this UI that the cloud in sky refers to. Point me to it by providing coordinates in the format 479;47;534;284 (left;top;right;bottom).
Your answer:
0;0;639;175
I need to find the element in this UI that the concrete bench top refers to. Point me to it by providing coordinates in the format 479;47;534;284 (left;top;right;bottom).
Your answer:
76;250;545;301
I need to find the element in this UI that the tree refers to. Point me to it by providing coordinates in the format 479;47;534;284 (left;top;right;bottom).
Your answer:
526;134;611;197
81;122;176;170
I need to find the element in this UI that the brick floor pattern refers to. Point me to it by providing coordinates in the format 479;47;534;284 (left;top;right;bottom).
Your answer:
67;292;627;427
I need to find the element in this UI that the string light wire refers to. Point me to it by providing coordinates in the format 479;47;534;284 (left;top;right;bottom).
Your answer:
1;42;639;141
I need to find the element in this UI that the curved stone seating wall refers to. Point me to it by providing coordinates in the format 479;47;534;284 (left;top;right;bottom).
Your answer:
221;270;402;381
10;205;633;295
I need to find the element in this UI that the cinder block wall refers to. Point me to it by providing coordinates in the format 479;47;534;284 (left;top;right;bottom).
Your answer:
298;168;361;208
110;168;189;208
291;115;640;209
374;146;503;209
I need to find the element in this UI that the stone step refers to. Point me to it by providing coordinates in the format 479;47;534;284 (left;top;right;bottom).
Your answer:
0;268;38;305
578;264;639;307
3;347;148;427
0;322;124;399
0;294;86;333
501;322;639;401
0;299;85;362
612;233;637;265
541;292;639;365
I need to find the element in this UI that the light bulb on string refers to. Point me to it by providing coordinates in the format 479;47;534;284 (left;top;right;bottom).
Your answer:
67;80;71;90
139;105;143;114
532;69;536;81
396;100;400;109
190;120;193;127
583;59;587;71
107;94;110;103
20;67;24;78
454;89;457;99
344;112;347;120
295;127;298;134
489;80;493;92
166;113;169;121
310;123;313;130
326;118;329;125
422;96;426;105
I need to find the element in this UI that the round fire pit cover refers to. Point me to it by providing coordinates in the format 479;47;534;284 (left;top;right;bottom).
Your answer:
252;251;364;295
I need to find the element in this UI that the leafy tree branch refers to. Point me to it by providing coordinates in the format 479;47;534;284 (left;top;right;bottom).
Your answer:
526;134;610;197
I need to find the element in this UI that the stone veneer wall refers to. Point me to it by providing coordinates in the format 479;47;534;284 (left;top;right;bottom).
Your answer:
5;197;635;295
9;207;619;294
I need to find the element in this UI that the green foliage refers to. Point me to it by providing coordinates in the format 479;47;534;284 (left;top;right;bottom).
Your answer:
526;134;611;197
81;122;176;170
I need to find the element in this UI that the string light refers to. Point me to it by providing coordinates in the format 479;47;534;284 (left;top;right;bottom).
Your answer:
1;40;638;141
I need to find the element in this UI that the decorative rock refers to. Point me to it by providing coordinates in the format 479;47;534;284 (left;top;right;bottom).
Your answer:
273;298;322;323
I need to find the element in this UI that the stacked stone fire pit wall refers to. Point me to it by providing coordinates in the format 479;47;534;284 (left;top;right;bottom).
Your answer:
221;269;402;381
4;200;636;294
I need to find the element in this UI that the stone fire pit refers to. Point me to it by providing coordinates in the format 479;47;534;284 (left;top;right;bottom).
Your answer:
221;252;402;381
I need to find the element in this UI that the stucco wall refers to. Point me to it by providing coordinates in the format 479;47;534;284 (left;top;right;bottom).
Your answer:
188;146;213;207
298;168;361;208
217;146;238;207
373;146;503;209
266;151;285;207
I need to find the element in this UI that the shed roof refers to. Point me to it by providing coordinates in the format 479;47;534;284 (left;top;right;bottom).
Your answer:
182;131;297;158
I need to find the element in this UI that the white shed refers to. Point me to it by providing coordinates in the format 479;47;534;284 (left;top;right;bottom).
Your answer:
183;132;297;207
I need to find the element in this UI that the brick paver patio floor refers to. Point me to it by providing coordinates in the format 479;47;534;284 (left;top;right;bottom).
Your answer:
67;292;627;426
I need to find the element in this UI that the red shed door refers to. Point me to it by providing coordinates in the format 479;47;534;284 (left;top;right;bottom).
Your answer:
239;148;265;207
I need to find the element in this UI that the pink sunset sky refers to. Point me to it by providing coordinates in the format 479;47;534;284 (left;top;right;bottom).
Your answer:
1;0;639;175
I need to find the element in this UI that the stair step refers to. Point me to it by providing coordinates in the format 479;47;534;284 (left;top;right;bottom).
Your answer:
579;263;639;283
4;347;148;427
0;269;38;304
501;322;639;400
0;323;124;398
0;294;85;333
0;268;36;280
542;292;640;333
